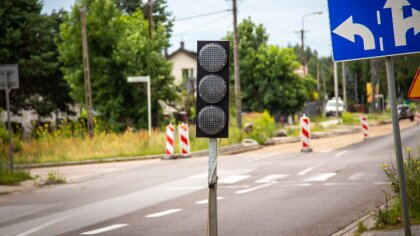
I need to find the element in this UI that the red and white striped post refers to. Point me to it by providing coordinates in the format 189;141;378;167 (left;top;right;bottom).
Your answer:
165;124;175;159
300;115;313;152
178;123;191;157
361;116;369;140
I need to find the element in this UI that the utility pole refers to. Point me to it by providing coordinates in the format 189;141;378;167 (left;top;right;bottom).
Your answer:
334;62;339;118
300;29;306;76
317;60;321;112
232;0;242;129
148;0;154;37
342;62;347;111
80;8;94;138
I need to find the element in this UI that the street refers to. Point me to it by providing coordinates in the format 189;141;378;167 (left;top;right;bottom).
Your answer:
0;124;419;236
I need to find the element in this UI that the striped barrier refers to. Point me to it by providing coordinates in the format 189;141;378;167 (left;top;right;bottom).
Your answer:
300;115;312;153
165;124;175;158
178;123;191;157
361;116;369;140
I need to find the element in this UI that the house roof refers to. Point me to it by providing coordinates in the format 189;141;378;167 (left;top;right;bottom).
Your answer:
167;41;197;60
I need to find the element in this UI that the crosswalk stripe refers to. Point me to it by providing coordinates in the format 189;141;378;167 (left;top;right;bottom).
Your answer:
304;173;336;182
219;175;250;184
255;174;288;183
195;197;224;204
81;224;128;235
146;209;182;218
235;183;274;194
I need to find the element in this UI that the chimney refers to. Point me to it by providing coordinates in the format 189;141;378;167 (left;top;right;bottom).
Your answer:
180;41;185;49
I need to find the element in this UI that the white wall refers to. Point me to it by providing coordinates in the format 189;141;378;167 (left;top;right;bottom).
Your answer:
169;52;197;86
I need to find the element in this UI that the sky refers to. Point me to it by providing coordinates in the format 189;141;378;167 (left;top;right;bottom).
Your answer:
41;0;333;56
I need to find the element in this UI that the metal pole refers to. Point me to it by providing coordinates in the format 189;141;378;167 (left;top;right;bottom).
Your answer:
148;0;154;37
147;76;152;137
385;56;411;236
207;138;218;236
334;62;339;118
342;62;347;111
232;0;242;129
4;74;14;171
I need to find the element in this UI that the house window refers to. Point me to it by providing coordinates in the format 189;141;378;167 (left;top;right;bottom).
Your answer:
182;68;194;80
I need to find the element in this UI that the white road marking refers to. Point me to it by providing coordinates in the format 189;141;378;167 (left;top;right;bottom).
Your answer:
373;181;390;185
323;182;358;186
166;187;204;191
16;217;66;236
235;183;274;194
336;150;348;157
219;175;250;184
298;163;324;176
146;209;182;218
195;197;224;205
80;224;128;235
320;150;331;153
188;173;207;179
347;172;370;181
219;185;250;189
298;167;315;176
255;174;288;183
279;183;312;187
304;173;336;182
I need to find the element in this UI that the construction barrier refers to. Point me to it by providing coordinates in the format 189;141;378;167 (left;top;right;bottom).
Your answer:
300;115;312;152
165;124;175;158
361;116;369;139
178;123;191;157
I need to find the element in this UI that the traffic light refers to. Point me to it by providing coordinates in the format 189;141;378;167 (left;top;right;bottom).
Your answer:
196;41;230;138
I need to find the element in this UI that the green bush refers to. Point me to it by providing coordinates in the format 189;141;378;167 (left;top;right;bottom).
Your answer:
342;112;359;125
0;170;33;185
379;148;420;226
244;111;276;144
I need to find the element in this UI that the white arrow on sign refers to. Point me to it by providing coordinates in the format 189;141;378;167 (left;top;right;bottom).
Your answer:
384;0;420;47
333;16;376;50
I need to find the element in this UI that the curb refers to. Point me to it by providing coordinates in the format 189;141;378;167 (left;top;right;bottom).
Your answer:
331;212;376;236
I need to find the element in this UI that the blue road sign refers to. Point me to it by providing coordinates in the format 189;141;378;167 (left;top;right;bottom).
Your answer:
327;0;420;61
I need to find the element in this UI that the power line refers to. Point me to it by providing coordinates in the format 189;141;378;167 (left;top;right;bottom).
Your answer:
173;13;232;36
175;9;232;21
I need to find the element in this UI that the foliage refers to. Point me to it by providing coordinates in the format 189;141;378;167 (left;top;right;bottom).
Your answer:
58;0;175;132
0;169;32;185
354;221;368;236
43;169;66;185
13;125;243;164
341;112;359;125
378;148;420;227
225;18;315;115
0;0;73;116
244;111;276;144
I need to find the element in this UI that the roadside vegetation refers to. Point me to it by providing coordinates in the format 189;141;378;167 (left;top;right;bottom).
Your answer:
0;169;32;186
374;147;420;229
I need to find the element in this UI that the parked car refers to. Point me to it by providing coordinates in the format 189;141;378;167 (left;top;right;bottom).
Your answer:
397;104;414;121
325;99;344;117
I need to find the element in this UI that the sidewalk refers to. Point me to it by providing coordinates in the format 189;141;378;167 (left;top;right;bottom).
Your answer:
362;226;420;236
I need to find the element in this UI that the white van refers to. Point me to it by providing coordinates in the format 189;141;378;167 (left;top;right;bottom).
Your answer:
325;99;344;117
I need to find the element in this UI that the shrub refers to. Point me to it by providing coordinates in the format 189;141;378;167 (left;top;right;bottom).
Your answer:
0;169;33;185
341;112;359;125
244;111;276;144
379;147;420;226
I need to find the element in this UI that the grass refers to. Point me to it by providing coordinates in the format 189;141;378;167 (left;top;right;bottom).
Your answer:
8;125;244;164
42;169;66;185
354;221;368;236
0;169;33;185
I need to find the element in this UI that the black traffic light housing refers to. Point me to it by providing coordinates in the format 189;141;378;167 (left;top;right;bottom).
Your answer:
196;40;230;138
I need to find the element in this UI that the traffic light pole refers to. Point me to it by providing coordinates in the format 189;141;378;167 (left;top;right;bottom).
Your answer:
207;138;218;236
385;56;411;236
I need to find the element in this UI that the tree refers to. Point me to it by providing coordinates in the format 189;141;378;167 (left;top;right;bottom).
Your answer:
225;18;314;115
0;0;73;116
58;0;175;131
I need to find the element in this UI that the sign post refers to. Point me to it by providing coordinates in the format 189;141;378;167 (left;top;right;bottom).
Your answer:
127;76;152;137
327;1;419;234
0;64;19;172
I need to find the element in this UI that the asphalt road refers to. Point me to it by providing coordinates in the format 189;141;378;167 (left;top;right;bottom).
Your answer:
1;124;419;236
